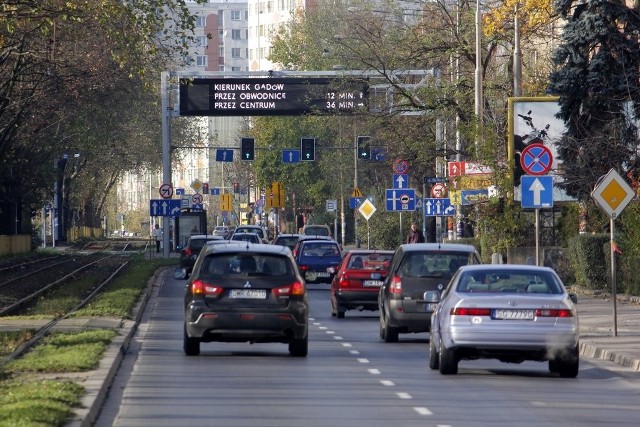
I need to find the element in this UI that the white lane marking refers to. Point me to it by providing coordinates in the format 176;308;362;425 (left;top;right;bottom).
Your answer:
380;380;395;386
349;350;360;355
368;369;381;375
357;358;369;363
325;330;335;334
333;336;343;340
396;392;412;399
341;343;352;347
414;407;433;416
312;322;320;326
319;326;327;330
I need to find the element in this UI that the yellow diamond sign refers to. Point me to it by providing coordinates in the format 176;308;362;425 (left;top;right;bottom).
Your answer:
591;169;635;219
358;199;376;220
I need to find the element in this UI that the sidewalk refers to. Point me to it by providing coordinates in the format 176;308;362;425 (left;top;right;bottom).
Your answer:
573;290;640;370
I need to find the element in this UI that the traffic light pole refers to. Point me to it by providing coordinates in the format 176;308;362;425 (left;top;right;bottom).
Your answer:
354;136;360;248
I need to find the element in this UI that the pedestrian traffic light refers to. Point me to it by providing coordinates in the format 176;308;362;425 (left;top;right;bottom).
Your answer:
240;137;255;160
301;137;315;161
357;136;371;160
233;182;239;193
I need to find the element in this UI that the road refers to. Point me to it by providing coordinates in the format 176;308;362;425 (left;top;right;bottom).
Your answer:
94;271;640;427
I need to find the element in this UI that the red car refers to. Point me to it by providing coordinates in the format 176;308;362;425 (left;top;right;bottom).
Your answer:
329;250;394;318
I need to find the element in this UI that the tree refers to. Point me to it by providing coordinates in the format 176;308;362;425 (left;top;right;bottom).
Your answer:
548;0;640;200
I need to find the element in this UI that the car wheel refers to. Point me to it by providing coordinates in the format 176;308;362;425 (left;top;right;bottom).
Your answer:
428;334;439;370
289;334;308;357
552;345;579;378
336;306;345;319
380;311;398;343
438;341;458;375
183;326;200;356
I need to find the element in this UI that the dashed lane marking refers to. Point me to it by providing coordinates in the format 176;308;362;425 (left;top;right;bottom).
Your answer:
397;392;412;399
380;380;395;386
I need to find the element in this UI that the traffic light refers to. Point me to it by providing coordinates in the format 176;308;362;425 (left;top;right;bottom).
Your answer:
301;137;315;161
240;137;255;160
357;136;371;160
233;182;239;193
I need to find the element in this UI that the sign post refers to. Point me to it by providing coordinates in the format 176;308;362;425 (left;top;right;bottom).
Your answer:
591;168;636;337
358;199;376;249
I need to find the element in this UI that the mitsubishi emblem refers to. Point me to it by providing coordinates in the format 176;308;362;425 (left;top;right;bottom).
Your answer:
244;281;252;288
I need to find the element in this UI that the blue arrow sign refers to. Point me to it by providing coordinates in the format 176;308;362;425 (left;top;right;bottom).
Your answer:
393;174;409;189
385;189;416;211
216;149;234;162
282;149;301;163
210;187;220;195
175;188;184;196
424;198;455;216
149;199;182;217
350;197;364;209
521;175;553;208
372;148;386;161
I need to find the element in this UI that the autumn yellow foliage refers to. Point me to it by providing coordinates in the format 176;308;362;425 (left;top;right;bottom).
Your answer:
483;0;555;36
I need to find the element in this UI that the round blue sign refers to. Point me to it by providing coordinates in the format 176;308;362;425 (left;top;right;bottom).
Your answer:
392;160;409;174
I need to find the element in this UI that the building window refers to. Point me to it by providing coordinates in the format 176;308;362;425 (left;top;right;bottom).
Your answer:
218;12;223;27
232;66;241;72
231;10;241;20
231;48;241;58
196;16;205;27
218;47;224;57
232;29;241;40
197;36;207;47
196;56;207;66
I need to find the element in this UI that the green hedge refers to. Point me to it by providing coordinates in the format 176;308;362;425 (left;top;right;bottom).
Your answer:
567;234;609;290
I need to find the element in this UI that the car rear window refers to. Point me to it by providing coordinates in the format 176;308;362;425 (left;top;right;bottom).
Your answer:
201;254;295;278
399;251;473;279
235;227;264;238
275;236;299;247
190;239;215;251
303;226;330;236
456;270;563;294
231;234;260;243
302;242;340;257
349;253;393;269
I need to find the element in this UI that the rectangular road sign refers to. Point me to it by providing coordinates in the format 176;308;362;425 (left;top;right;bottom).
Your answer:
424;198;455;216
282;149;300;163
385;189;416;211
461;189;489;205
521;175;553;209
216;149;234;162
350;197;364;209
149;199;181;217
393;174;409;189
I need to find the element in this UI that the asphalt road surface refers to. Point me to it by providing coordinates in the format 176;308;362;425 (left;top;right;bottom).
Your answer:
94;270;640;427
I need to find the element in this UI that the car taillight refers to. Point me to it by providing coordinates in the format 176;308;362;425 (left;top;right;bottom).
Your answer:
273;281;305;296
184;247;192;257
450;307;492;316
535;308;574;318
292;249;298;257
389;276;402;294
338;274;350;288
191;279;223;296
298;264;309;271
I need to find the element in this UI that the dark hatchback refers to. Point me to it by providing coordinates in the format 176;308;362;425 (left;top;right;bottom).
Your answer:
378;243;481;342
178;235;226;274
292;237;342;284
181;242;309;357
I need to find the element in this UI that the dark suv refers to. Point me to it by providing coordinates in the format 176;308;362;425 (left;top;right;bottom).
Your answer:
182;242;309;356
378;243;480;342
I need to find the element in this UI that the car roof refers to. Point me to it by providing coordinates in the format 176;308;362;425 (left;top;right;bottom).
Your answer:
297;235;334;242
399;243;478;253
202;241;291;256
345;249;394;255
457;264;555;273
189;235;224;240
275;233;302;238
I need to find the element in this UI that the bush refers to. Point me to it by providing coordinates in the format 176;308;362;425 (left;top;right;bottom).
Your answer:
567;234;609;290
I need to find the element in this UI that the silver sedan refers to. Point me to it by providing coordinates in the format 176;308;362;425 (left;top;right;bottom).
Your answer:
429;264;579;377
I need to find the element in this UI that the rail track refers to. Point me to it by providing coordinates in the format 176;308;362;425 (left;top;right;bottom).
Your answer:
0;239;150;366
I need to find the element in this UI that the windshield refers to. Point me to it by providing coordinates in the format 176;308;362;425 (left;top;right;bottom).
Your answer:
201;253;295;278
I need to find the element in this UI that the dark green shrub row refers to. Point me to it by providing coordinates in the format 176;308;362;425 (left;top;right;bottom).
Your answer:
567;234;609;290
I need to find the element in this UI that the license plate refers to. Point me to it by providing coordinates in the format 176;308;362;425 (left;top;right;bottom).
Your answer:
493;309;534;320
424;303;438;312
363;280;383;287
229;289;267;299
315;272;330;277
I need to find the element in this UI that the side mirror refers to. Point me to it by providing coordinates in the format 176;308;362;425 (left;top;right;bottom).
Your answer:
568;293;578;304
176;245;183;252
173;267;188;280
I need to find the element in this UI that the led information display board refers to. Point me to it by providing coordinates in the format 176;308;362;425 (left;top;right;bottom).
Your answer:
179;77;369;116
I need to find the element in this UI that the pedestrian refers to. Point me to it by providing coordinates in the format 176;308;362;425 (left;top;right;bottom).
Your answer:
153;223;162;253
406;222;425;244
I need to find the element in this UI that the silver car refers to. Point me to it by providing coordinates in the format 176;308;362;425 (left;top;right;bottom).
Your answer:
429;264;579;377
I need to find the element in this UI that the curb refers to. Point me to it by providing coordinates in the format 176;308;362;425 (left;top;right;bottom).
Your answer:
66;266;169;427
580;341;640;371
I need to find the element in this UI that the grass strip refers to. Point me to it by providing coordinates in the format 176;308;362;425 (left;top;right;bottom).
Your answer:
0;378;83;427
